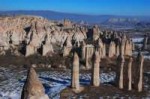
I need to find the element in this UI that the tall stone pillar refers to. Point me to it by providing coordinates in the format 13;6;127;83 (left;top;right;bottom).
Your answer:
71;52;80;91
85;47;90;69
142;36;148;50
97;38;103;58
102;43;106;58
128;57;133;91
81;41;86;60
21;67;49;99
92;25;100;41
92;51;101;86
119;55;125;89
116;45;120;57
120;40;125;56
137;52;144;92
125;39;132;56
108;41;116;58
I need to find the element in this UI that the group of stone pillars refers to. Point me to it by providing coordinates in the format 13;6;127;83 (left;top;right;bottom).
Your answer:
72;51;144;92
118;52;144;92
71;51;101;91
21;52;144;98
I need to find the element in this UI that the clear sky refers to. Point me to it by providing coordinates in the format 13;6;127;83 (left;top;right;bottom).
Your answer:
0;0;149;16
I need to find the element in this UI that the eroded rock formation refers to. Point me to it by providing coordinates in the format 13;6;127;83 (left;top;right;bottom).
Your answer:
118;55;125;89
128;57;133;91
71;52;80;91
91;51;101;86
137;52;144;92
21;67;49;99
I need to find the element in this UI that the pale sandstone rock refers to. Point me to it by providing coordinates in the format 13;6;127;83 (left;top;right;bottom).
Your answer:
71;52;80;91
25;44;36;57
142;36;148;50
97;38;104;58
85;45;94;69
92;51;101;86
120;39;125;56
108;41;116;58
81;41;86;60
63;19;72;28
128;57;133;91
124;39;132;56
42;43;54;56
93;25;100;41
118;55;125;89
137;52;144;92
21;67;49;99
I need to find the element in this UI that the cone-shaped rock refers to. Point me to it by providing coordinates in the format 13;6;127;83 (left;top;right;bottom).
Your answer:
21;67;49;99
25;44;36;57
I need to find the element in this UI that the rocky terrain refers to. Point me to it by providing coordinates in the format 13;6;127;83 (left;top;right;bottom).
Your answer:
0;15;150;99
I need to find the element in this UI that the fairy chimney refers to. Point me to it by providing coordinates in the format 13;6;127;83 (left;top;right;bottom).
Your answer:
62;37;72;57
92;25;100;41
128;57;133;91
137;52;144;92
71;52;80;91
102;43;106;58
42;43;54;56
108;41;116;58
21;67;49;99
25;44;36;57
97;38;104;58
142;36;148;50
81;41;86;60
118;55;125;89
85;45;94;69
120;39;125;56
125;39;132;56
91;51;101;86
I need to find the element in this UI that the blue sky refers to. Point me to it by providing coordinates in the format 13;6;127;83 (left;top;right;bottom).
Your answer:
0;0;149;16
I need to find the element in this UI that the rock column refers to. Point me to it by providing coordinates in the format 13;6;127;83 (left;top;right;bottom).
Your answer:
85;47;90;69
128;57;133;91
81;41;86;60
143;36;148;50
92;51;100;86
108;41;116;58
138;52;144;92
119;55;125;89
71;52;80;91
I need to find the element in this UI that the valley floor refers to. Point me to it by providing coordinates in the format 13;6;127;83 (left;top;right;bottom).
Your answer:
0;65;149;99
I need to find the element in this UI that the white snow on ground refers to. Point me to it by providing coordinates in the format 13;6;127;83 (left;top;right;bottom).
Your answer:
0;68;116;99
132;37;144;43
133;51;150;59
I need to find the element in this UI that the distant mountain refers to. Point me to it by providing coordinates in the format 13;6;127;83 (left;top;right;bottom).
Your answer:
0;10;150;25
0;10;110;24
106;18;139;23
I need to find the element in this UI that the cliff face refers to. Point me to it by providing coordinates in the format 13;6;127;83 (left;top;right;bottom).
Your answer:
0;16;86;56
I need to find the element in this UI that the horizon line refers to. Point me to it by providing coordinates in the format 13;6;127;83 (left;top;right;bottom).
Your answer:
0;10;150;17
